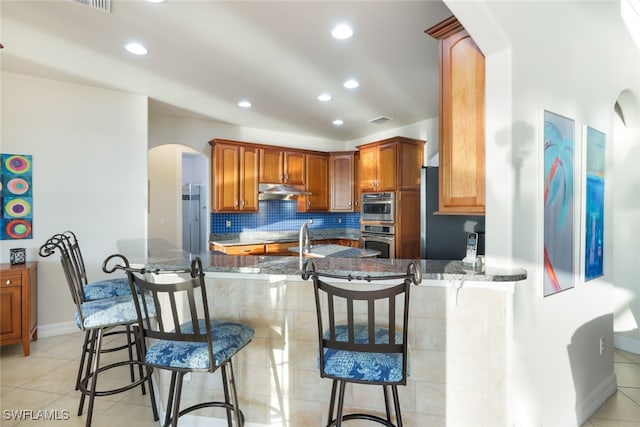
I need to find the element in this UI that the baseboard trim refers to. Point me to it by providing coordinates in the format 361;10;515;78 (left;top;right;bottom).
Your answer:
38;321;79;338
614;334;640;354
575;372;618;425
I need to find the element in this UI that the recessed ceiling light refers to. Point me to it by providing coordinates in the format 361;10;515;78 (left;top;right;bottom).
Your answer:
331;23;354;40
343;79;359;89
125;42;147;55
333;119;344;126
317;93;332;102
238;100;252;108
147;0;165;3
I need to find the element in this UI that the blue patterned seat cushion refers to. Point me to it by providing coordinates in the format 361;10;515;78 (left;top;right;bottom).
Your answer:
145;319;254;370
74;294;155;329
321;324;406;383
83;277;135;301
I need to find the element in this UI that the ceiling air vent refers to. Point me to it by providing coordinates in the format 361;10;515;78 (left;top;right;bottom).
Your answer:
368;116;393;125
72;0;111;13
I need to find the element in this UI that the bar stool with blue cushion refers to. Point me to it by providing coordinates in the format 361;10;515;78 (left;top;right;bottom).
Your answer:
39;235;158;427
106;254;255;427
302;259;422;427
41;231;138;390
57;231;134;300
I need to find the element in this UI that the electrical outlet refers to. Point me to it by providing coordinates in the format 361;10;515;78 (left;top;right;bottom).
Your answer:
226;220;232;228
599;337;605;355
338;218;342;224
309;218;313;224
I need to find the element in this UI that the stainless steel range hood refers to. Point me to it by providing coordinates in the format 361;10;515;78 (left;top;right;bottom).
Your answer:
258;183;311;200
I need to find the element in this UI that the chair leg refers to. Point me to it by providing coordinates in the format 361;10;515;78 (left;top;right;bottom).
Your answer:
164;372;178;427
327;380;338;427
335;380;346;427
221;364;234;426
383;385;392;423
76;331;92;390
391;385;402;427
85;328;104;427
171;372;185;427
227;359;243;427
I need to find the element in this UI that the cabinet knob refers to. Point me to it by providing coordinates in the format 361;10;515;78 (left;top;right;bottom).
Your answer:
234;199;239;207
5;279;11;285
241;199;245;207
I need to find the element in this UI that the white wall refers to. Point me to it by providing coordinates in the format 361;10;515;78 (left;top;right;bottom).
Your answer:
1;72;148;328
447;1;640;425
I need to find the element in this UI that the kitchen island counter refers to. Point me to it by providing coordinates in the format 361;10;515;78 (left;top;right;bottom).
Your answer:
114;238;526;426
123;244;526;283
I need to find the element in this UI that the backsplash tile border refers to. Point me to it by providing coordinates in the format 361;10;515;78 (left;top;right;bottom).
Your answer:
211;200;360;233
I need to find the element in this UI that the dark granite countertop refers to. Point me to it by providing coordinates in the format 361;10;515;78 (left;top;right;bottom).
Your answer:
116;238;527;283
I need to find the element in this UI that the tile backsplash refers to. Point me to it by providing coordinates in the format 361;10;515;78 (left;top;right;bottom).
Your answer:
211;200;360;233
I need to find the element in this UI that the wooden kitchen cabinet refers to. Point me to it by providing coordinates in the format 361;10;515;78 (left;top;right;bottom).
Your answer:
357;137;424;192
354;152;361;211
426;16;485;214
395;191;421;259
330;152;355;212
1;262;37;356
259;148;305;186
211;243;265;256
298;153;329;212
211;140;259;212
265;242;295;256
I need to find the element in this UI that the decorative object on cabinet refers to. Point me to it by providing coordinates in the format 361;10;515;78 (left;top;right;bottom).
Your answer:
584;126;605;282
210;140;259;212
1;153;33;240
426;17;485;215
543;110;575;296
10;247;26;265
0;261;37;356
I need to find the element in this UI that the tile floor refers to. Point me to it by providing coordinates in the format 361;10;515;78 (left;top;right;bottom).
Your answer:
1;332;639;426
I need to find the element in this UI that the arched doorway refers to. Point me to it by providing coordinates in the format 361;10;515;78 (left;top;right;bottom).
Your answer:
148;145;208;253
612;89;640;353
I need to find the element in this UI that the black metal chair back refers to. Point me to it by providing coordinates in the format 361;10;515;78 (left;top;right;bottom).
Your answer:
126;257;216;371
302;259;422;427
39;233;86;307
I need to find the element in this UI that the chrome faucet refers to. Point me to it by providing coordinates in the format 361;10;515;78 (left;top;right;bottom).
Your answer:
299;221;311;270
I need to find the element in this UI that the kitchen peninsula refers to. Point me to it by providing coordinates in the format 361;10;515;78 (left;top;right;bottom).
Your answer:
115;238;526;426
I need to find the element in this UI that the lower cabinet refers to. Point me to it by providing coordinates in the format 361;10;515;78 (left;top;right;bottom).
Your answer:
0;262;37;356
265;242;295;256
210;243;265;256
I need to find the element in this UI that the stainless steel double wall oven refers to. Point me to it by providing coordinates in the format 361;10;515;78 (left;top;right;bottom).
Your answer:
359;192;396;258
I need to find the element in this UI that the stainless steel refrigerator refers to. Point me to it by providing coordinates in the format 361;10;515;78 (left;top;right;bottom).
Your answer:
420;166;485;260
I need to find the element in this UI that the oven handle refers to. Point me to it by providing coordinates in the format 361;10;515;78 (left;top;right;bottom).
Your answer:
360;233;395;241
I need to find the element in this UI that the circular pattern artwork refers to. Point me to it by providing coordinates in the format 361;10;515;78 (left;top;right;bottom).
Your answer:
4;155;31;175
4;198;31;218
5;219;31;239
6;178;29;195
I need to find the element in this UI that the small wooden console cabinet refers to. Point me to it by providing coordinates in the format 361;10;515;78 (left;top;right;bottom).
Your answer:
1;262;37;356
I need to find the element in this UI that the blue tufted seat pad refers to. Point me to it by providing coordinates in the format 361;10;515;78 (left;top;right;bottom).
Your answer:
74;294;155;329
321;324;407;383
83;277;138;301
145;319;255;370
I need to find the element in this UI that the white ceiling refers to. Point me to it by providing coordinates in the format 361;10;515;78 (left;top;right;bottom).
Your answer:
1;0;453;143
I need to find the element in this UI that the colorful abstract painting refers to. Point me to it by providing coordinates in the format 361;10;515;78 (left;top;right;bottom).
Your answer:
1;154;33;240
584;127;605;281
543;111;574;296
